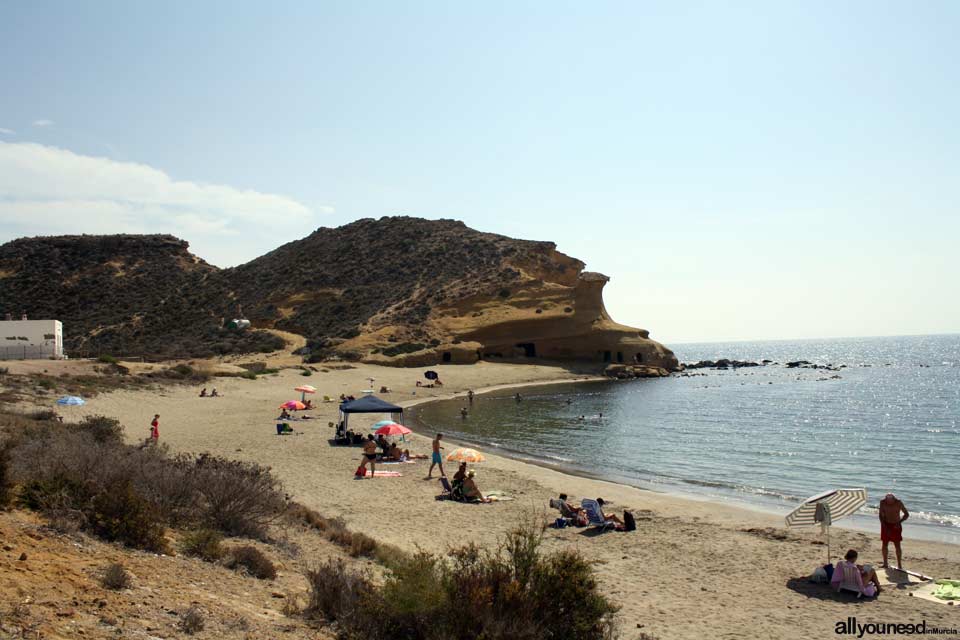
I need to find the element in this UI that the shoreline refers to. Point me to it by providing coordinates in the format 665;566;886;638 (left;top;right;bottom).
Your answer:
400;377;960;546
41;360;960;638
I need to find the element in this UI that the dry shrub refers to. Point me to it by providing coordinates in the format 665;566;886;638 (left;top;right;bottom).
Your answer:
101;563;132;590
0;441;12;509
76;415;124;444
348;532;378;558
191;457;286;538
227;545;277;580
180;606;205;634
89;481;168;553
303;520;619;640
304;558;374;625
180;529;224;562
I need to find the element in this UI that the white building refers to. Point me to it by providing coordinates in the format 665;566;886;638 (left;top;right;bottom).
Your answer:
0;318;64;360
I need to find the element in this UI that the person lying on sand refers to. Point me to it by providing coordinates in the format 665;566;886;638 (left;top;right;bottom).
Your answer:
832;549;882;595
596;498;624;526
462;470;491;503
402;449;427;460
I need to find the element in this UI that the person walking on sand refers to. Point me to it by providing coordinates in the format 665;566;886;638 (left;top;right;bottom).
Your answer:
361;434;378;478
879;493;909;569
427;433;445;478
149;414;160;444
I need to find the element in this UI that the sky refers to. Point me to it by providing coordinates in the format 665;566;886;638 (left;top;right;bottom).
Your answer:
1;1;958;344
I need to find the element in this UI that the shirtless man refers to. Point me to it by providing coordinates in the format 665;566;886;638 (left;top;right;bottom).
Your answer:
427;433;445;479
879;493;909;569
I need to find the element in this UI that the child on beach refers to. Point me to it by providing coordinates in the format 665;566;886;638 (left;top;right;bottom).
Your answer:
149;414;160;444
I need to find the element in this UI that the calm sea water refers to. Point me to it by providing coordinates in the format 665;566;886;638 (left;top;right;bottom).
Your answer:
408;334;960;543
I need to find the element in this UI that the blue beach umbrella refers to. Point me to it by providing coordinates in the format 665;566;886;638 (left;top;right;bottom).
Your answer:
371;420;395;429
56;396;86;406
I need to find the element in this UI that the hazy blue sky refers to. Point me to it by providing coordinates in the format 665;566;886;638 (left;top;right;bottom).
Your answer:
1;1;957;343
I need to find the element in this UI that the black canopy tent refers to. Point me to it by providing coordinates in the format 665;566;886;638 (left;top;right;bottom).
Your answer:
338;395;403;434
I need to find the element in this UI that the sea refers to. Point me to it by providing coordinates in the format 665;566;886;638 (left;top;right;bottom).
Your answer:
407;334;960;544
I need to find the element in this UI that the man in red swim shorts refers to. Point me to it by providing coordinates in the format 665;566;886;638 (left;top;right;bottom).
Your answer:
878;493;909;569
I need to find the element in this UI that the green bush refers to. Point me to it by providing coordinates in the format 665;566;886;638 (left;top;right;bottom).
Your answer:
227;545;276;580
97;354;118;364
180;529;225;562
89;482;168;553
18;475;90;512
304;520;619;640
300;370;312;377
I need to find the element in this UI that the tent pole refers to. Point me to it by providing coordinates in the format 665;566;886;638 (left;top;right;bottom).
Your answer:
827;526;831;565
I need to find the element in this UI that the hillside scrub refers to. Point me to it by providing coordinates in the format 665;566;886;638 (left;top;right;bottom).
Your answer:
304;520;620;640
1;410;287;549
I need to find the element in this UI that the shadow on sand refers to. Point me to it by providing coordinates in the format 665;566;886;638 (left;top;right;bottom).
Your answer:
785;578;878;604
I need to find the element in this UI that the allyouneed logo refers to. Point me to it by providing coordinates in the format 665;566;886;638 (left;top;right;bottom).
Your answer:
836;617;958;637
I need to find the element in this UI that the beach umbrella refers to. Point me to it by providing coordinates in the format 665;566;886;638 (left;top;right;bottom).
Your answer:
785;488;867;563
447;447;486;463
279;400;306;411
372;419;396;429
374;423;412;440
294;385;316;402
56;396;85;406
424;370;438;380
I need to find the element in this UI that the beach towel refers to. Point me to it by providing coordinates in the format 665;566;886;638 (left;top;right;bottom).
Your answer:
933;579;960;600
485;490;513;502
368;470;403;477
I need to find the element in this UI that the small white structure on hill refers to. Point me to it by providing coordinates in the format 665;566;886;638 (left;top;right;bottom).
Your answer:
0;315;64;360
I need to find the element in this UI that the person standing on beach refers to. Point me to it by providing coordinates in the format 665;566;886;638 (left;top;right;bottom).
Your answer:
149;414;160;444
361;434;378;478
428;433;445;478
879;493;909;569
467;389;474;403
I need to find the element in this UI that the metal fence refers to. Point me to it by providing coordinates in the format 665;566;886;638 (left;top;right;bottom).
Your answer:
0;344;60;360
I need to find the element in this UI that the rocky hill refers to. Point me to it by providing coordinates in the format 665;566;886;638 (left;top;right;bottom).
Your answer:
0;218;677;369
0;235;282;359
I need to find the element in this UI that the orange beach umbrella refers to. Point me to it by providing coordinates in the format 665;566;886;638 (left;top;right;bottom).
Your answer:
279;400;306;410
446;447;486;463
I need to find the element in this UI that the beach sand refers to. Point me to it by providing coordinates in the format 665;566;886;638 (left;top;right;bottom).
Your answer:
53;361;960;639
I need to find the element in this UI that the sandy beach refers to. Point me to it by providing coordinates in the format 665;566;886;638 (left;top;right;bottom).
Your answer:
41;361;960;639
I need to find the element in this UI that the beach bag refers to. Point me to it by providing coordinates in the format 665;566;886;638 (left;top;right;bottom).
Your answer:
623;510;636;532
355;465;367;477
810;566;828;584
554;517;568;529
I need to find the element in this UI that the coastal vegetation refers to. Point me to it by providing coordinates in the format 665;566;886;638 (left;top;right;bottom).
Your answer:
0;406;623;639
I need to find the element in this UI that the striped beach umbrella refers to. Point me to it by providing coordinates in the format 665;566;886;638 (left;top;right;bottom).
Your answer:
294;385;316;402
785;488;867;562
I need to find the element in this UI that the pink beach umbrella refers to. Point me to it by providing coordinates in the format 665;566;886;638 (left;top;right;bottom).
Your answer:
374;423;412;437
279;400;306;410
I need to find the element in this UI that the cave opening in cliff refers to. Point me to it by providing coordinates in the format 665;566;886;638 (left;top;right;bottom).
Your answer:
634;353;643;363
602;350;611;362
617;351;624;363
516;342;537;358
442;351;452;363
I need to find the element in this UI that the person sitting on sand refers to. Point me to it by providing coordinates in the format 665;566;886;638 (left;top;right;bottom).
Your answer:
211;388;219;397
384;443;403;461
557;493;586;520
416;380;422;387
832;549;882;596
379;385;391;393
452;462;468;498
462;470;490;503
303;399;313;409
596;498;624;526
376;434;389;453
279;408;291;420
199;388;207;397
